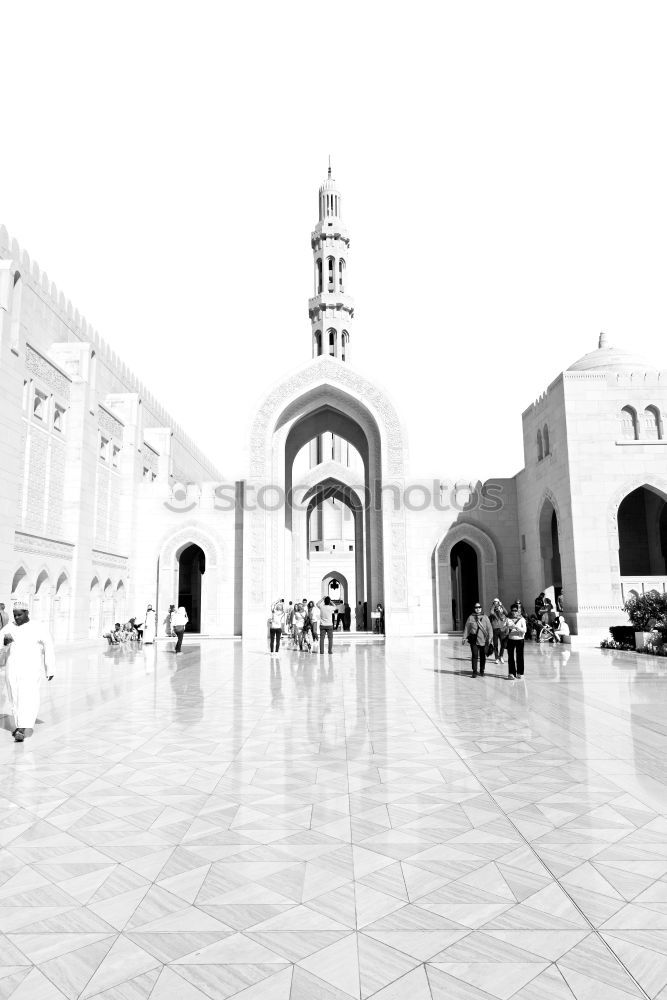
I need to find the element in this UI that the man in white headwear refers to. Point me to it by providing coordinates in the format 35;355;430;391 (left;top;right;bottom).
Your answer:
0;600;55;743
143;604;156;644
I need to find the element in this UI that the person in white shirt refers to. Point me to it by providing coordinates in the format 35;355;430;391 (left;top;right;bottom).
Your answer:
0;600;55;742
171;607;188;653
506;604;527;679
292;603;306;649
316;597;335;654
555;614;570;643
143;605;156;644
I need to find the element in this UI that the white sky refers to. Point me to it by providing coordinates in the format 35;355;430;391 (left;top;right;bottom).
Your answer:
2;1;667;484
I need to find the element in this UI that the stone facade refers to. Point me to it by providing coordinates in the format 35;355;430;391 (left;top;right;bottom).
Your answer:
1;175;665;643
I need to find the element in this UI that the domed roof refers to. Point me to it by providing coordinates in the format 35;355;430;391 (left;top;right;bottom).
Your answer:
568;333;656;373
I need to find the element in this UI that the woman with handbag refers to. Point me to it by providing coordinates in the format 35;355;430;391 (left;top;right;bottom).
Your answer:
489;598;510;664
506;604;527;679
462;603;493;677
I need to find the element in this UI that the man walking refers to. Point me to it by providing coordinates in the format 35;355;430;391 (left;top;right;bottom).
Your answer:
171;607;188;653
0;600;55;742
317;596;335;654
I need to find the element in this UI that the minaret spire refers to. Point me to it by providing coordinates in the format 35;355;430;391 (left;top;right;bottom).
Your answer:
308;164;354;362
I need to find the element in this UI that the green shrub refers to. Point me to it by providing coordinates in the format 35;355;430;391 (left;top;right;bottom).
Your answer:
623;591;667;631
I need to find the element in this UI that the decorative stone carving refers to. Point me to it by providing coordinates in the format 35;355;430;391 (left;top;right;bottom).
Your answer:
249;358;405;477
98;405;123;440
92;549;128;570
141;444;158;474
26;345;71;401
14;531;74;561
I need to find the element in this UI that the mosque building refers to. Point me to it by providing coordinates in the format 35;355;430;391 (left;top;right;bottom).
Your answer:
1;167;665;643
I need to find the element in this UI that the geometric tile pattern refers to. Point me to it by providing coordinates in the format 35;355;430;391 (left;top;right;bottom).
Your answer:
0;637;664;997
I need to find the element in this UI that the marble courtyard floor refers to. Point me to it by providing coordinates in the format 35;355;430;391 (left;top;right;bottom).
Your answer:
0;638;666;998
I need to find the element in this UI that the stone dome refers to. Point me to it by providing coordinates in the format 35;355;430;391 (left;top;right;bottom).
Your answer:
568;332;656;373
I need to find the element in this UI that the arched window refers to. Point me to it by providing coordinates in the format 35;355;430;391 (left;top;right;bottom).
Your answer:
314;331;322;356
338;258;345;292
316;259;322;294
102;579;114;632
537;429;543;461
341;331;348;361
327;257;334;292
11;566;29;601
620;405;639;440
327;329;336;356
644;405;662;440
89;577;100;639
33;570;51;625
543;425;550;456
54;572;70;641
115;580;126;623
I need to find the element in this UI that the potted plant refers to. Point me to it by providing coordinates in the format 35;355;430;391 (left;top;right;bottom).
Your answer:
624;591;667;649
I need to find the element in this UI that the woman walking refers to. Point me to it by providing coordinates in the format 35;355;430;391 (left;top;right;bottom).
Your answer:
293;602;306;650
506;604;527;679
462;602;493;677
308;601;320;647
269;601;285;655
489;598;509;664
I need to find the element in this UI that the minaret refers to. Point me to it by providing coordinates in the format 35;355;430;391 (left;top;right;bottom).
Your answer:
309;161;354;362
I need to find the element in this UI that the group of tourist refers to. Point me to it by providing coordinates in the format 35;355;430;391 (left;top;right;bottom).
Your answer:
103;604;189;653
462;594;570;679
268;597;386;655
269;597;336;654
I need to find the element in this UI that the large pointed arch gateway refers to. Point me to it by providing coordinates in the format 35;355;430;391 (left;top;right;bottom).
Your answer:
244;356;409;637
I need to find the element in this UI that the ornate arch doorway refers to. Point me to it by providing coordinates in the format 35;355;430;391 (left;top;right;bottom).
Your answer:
539;498;562;600
177;544;206;632
157;528;225;636
244;359;408;638
450;541;478;630
432;524;499;632
617;485;667;575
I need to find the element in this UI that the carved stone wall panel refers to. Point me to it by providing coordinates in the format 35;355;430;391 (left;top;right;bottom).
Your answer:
92;549;128;571
15;531;75;561
98;406;124;441
141;444;158;474
26;345;71;401
249;359;405;478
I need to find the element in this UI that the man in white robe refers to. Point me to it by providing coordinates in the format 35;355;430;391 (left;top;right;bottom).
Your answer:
143;605;156;644
1;600;55;742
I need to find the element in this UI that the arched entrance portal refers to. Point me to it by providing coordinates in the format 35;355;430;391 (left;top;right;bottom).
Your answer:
539;499;562;599
178;544;206;632
322;571;349;622
282;399;382;620
432;524;499;632
450;541;479;630
245;359;409;638
618;486;667;576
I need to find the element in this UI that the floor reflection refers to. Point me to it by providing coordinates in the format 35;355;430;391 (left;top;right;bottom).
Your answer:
0;635;661;998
